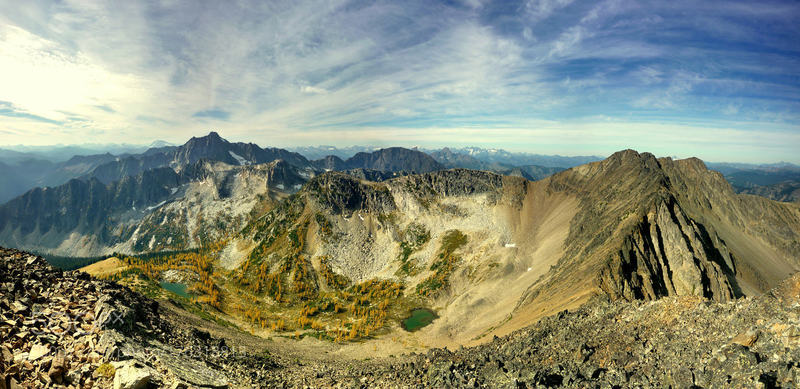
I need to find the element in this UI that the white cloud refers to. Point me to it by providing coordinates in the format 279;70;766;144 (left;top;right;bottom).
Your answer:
525;0;575;22
0;25;144;122
548;25;586;58
0;0;796;162
300;85;328;95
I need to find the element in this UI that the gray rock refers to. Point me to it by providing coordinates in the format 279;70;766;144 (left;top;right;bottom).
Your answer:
113;362;152;389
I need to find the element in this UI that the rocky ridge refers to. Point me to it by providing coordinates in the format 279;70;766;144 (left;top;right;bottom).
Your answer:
413;274;800;388
85;132;311;185
0;247;274;388
515;151;800;331
233;151;800;346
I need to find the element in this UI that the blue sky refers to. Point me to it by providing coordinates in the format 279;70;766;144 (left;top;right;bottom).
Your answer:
0;0;798;162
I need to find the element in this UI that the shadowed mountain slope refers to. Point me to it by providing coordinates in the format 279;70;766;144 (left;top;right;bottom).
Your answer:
313;147;444;173
0;159;311;256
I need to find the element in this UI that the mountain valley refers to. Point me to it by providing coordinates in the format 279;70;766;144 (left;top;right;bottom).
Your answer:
2;133;800;388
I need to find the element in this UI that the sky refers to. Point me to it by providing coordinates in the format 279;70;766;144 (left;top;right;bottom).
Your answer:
0;0;798;163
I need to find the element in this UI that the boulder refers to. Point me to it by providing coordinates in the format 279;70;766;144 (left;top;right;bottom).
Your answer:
27;344;49;361
95;295;135;332
113;362;152;389
732;329;760;348
48;351;66;381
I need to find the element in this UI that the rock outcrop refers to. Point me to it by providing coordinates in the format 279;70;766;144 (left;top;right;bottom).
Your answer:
515;150;800;335
599;199;738;301
0;247;273;388
305;172;396;214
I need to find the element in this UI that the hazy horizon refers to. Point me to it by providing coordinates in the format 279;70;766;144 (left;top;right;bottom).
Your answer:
1;1;798;163
3;131;800;166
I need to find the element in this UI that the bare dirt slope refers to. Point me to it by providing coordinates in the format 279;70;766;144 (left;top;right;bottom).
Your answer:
78;256;126;277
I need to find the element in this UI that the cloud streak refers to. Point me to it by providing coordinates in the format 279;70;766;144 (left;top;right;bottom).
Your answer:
0;0;797;162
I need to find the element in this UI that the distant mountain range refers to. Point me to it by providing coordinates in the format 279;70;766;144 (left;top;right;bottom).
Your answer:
288;145;383;160
0;135;573;205
0;153;119;204
428;147;564;181
425;146;603;168
291;145;603;169
312;147;444;173
2;133;799;208
706;162;800;202
0;141;175;204
0;140;173;164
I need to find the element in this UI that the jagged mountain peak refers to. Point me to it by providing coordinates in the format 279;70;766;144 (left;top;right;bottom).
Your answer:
600;149;660;171
552;149;732;200
179;132;231;157
190;131;227;144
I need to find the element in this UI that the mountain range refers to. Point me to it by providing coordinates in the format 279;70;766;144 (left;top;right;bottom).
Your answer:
2;132;800;387
0;132;797;350
0;133;461;255
4;133;796;205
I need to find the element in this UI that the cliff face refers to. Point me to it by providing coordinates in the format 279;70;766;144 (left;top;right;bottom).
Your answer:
0;167;180;240
599;199;738;302
305;172;396;214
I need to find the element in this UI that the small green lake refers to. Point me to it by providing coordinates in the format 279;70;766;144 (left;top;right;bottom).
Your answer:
159;281;190;298
401;308;437;332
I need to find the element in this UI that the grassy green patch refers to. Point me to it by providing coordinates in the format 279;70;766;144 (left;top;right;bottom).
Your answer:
396;223;430;276
416;229;467;297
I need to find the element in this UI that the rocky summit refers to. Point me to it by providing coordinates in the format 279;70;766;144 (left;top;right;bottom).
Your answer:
2;246;800;388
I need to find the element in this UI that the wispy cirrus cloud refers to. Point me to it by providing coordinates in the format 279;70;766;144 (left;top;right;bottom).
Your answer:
0;0;797;162
193;109;231;121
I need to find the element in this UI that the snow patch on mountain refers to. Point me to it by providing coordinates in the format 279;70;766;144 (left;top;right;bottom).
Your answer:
146;200;167;211
228;151;249;165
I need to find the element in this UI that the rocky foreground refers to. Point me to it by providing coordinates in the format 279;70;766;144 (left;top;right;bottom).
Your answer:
2;247;800;388
0;247;275;389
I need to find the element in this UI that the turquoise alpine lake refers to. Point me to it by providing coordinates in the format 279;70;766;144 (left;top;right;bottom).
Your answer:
159;281;190;298
401;308;437;332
